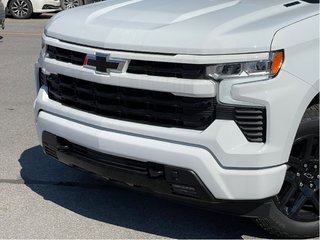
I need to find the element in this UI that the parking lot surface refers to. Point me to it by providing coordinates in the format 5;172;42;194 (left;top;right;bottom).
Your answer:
0;15;271;239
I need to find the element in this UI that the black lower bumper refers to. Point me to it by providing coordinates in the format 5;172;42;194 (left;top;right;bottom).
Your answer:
42;131;273;217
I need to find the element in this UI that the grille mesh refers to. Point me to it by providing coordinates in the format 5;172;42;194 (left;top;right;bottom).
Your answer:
127;60;207;79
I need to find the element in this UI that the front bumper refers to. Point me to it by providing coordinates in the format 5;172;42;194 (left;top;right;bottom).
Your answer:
41;131;275;217
36;109;286;200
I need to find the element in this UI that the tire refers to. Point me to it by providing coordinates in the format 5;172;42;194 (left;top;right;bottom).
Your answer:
255;104;319;238
9;0;32;19
60;0;83;10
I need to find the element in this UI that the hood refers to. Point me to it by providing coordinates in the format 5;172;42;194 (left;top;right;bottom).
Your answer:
45;0;318;54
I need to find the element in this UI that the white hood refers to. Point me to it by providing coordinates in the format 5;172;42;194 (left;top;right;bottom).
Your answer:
45;0;318;54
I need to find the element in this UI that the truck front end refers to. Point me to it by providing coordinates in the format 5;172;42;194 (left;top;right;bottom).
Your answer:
34;0;319;237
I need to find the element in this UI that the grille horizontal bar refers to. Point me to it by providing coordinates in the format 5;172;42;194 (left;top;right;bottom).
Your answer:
127;60;207;79
47;45;86;66
45;74;215;130
69;142;149;175
45;45;208;79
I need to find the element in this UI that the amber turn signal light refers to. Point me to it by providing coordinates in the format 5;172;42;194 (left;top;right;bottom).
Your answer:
271;51;284;76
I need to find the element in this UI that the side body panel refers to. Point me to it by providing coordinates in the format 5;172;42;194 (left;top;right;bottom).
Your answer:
270;14;320;172
272;14;319;89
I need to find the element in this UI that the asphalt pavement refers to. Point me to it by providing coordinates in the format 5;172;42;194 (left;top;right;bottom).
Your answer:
0;14;271;239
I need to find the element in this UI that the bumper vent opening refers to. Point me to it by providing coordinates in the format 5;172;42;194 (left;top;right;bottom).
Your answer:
234;108;267;143
43;143;58;159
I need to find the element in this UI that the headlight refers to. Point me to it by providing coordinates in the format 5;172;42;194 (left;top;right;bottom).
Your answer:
211;50;285;106
206;50;284;80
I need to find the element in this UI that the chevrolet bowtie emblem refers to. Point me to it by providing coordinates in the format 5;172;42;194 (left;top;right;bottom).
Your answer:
84;52;126;75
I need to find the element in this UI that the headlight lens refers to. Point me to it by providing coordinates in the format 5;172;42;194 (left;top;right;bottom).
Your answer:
206;50;284;80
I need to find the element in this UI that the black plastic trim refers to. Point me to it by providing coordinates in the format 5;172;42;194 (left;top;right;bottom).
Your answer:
301;0;319;3
42;4;60;9
216;103;267;143
47;45;86;66
42;131;214;201
284;1;301;7
42;131;274;217
127;60;208;79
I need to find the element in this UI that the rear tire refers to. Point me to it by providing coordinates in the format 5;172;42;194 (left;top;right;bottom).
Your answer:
9;0;32;19
255;104;319;238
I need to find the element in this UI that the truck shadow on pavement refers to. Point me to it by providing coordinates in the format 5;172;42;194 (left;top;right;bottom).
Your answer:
19;145;271;239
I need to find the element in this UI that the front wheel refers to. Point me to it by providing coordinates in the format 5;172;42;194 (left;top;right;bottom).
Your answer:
9;0;33;19
255;104;319;238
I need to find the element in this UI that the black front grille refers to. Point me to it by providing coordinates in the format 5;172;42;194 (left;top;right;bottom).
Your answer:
127;60;207;79
45;74;215;130
47;45;86;66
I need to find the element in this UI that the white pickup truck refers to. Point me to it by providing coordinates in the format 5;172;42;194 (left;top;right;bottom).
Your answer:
34;0;319;237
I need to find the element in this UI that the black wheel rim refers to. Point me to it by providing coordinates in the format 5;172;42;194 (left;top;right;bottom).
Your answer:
275;133;319;222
